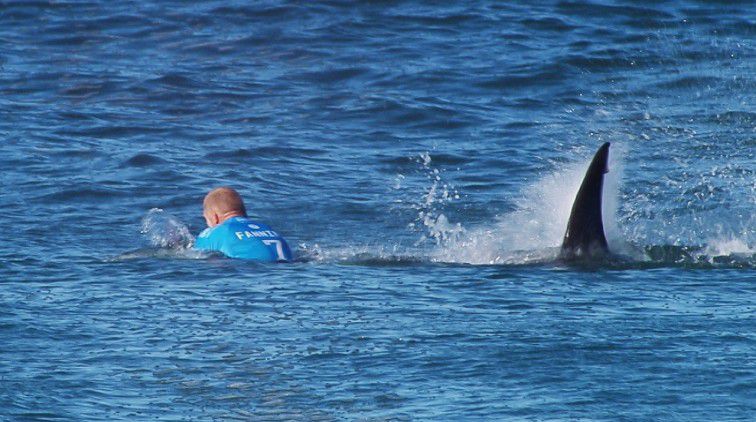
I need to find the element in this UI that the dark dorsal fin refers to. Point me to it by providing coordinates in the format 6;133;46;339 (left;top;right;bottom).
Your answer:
560;142;610;259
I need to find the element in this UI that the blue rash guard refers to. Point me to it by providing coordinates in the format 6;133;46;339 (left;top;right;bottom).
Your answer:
194;217;293;262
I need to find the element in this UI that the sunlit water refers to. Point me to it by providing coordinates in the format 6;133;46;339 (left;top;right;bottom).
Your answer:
1;1;754;420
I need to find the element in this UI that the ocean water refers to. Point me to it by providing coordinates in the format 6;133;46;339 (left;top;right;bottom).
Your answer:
1;0;754;420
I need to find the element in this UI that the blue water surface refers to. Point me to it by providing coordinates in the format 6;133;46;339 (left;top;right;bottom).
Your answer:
1;1;754;420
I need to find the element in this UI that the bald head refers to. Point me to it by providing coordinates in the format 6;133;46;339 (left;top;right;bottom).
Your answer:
203;187;247;227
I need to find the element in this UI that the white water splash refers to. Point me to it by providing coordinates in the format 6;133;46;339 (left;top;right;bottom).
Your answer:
429;146;627;265
703;236;754;258
106;209;206;261
140;208;195;249
305;145;752;268
700;219;756;264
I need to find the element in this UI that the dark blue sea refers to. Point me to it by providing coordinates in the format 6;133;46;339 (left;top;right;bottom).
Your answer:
1;1;754;420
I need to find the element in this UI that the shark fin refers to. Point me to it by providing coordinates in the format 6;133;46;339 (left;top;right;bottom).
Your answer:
560;142;611;259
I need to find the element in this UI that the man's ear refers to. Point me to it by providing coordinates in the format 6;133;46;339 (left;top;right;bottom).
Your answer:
212;212;220;226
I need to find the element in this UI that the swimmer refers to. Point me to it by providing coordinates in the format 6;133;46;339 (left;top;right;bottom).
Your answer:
194;187;293;262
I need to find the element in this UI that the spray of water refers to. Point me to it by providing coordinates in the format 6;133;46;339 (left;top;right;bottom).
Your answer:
411;144;753;267
106;208;206;261
407;151;463;246
428;151;610;265
140;208;195;249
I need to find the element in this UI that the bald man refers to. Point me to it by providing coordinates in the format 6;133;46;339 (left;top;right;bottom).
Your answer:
194;187;293;261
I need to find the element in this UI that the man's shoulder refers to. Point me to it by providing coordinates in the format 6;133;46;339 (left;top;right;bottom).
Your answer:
195;221;239;250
